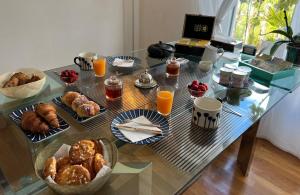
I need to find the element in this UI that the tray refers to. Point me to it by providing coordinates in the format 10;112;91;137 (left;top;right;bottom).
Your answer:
9;104;70;143
239;59;295;85
52;96;106;123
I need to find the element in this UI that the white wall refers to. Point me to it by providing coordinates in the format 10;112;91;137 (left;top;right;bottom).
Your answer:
138;0;199;49
0;0;124;73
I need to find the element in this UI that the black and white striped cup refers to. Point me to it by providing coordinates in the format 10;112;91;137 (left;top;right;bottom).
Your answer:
74;52;98;71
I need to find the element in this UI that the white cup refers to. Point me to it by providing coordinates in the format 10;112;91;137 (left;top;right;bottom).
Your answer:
74;52;98;71
199;61;213;72
202;45;224;64
192;97;222;129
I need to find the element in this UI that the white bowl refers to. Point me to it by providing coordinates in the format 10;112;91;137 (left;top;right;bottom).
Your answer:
192;97;222;129
0;68;46;99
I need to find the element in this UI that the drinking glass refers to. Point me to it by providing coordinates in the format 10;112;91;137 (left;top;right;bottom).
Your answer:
156;86;174;116
93;56;106;77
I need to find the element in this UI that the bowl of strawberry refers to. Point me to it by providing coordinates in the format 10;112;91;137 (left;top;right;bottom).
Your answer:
187;80;208;98
59;70;79;85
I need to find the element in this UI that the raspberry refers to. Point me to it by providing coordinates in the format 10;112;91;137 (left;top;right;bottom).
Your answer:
198;85;206;91
192;80;199;86
191;84;199;90
203;83;208;90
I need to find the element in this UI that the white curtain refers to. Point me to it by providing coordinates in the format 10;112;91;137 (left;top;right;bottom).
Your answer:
257;1;300;159
196;0;237;37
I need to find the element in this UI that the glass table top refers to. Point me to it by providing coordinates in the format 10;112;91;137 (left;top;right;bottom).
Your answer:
0;48;295;195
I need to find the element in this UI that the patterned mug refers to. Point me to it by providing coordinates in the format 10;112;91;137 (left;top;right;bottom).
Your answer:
192;97;222;129
74;52;98;71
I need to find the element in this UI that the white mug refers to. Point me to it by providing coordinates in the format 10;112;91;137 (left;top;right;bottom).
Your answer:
202;45;224;64
74;52;98;71
192;97;222;129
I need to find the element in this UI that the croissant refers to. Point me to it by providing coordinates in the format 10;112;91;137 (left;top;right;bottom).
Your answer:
21;111;49;133
35;103;60;128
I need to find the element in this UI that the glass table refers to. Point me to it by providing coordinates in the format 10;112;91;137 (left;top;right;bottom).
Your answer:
0;48;296;195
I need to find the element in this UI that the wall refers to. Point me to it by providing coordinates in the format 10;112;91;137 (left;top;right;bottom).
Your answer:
0;0;124;73
138;0;198;49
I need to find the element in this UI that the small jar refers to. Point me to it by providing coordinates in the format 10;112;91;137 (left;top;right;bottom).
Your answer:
104;75;123;100
219;67;233;85
166;57;180;77
231;70;247;88
237;66;252;84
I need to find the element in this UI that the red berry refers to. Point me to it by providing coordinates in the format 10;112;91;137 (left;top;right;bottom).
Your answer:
203;83;208;90
192;80;198;85
191;84;198;90
198;85;206;91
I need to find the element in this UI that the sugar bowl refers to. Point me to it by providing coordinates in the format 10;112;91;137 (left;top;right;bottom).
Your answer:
135;69;157;89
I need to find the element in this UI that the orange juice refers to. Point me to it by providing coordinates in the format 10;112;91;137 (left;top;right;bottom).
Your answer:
157;90;174;116
93;58;106;77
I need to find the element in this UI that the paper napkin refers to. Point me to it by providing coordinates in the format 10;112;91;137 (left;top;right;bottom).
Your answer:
112;58;134;67
118;116;162;143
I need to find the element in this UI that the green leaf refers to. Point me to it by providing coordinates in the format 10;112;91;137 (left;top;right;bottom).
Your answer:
261;29;292;40
270;41;290;55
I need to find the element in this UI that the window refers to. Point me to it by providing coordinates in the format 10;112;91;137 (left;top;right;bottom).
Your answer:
233;0;297;47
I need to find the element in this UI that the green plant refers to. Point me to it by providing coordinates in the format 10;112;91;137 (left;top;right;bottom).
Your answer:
263;10;300;55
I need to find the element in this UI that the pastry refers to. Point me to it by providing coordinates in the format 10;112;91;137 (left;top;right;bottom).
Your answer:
69;140;96;164
82;157;96;179
3;77;19;88
21;111;49;133
43;157;57;179
2;72;41;88
55;165;91;185
93;140;103;156
56;156;71;171
14;72;30;85
76;101;100;117
71;95;89;111
94;153;106;173
61;91;80;107
29;74;41;83
35;103;60;128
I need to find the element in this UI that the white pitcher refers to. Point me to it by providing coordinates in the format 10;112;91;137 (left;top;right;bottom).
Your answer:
201;45;224;64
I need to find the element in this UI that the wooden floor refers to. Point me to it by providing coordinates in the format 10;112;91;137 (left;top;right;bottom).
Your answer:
183;138;300;195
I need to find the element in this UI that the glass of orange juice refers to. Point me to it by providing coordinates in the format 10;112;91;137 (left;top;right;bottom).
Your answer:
93;56;106;77
156;86;174;116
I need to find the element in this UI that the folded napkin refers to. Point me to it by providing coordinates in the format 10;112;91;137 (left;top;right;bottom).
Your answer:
118;116;162;143
112;58;134;67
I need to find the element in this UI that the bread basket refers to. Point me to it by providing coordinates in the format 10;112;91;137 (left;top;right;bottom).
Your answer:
0;68;46;99
34;137;118;195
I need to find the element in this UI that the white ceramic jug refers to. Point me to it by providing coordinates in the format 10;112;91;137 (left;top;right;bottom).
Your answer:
202;45;224;64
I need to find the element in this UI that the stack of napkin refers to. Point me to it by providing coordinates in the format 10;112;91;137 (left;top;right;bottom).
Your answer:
112;58;134;67
117;116;162;142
